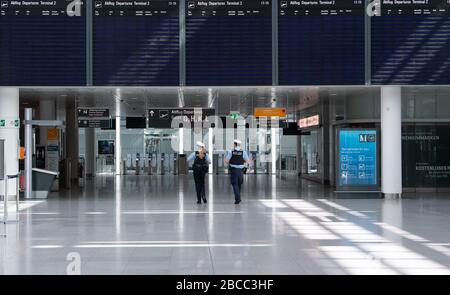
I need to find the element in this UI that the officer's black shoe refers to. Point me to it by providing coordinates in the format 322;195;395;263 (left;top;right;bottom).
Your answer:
234;200;241;205
202;198;207;204
197;200;201;204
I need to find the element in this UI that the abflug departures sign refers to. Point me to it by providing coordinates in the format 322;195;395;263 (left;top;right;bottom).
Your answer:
186;0;271;16
185;0;272;86
278;0;365;85
279;0;364;16
94;0;179;16
0;0;86;86
148;108;215;128
371;0;450;85
93;0;180;86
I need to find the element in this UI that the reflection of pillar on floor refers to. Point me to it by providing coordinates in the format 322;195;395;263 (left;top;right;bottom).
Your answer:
66;99;79;186
381;86;402;198
85;128;95;179
115;92;122;175
0;88;20;221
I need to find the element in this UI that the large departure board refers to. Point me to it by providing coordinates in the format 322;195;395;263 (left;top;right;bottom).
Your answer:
0;0;86;86
278;0;365;85
93;0;180;86
371;0;450;85
186;0;272;86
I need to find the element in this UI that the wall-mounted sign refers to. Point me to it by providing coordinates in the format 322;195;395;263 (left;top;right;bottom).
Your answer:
77;108;110;118
298;114;320;129
148;108;215;128
0;118;20;129
47;128;59;141
254;108;286;118
337;129;378;187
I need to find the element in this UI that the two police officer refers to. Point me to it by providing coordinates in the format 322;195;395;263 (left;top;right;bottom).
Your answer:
225;140;250;204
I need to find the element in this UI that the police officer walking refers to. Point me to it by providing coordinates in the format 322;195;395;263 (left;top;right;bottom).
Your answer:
225;140;250;204
187;142;211;204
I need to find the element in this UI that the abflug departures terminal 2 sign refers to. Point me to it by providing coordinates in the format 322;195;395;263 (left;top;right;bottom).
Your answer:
279;0;364;16
187;0;271;16
0;0;83;16
380;0;450;15
94;0;178;16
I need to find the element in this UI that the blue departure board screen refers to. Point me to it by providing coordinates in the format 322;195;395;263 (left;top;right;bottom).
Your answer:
278;0;365;85
371;1;450;85
338;129;378;187
93;1;180;86
0;0;86;86
186;0;272;86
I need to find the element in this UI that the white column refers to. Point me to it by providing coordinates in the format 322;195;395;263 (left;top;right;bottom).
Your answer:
0;88;20;201
24;108;33;199
271;125;278;175
208;128;213;174
381;86;402;198
115;90;122;175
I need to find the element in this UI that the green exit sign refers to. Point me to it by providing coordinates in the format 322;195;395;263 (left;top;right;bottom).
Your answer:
0;120;5;127
230;113;240;120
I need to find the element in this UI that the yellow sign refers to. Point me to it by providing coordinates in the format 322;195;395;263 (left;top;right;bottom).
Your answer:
20;147;25;160
47;128;59;141
254;108;286;118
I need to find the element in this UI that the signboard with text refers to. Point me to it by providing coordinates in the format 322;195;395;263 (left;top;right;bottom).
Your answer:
148;108;215;128
77;108;110;118
337;129;378;188
402;125;450;188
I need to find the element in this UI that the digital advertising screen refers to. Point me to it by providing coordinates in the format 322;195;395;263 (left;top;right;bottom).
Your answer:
338;129;378;187
93;0;180;86
0;0;87;86
185;0;272;86
371;0;450;85
278;0;365;85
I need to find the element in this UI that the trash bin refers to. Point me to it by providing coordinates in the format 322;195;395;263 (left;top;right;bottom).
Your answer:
32;168;59;199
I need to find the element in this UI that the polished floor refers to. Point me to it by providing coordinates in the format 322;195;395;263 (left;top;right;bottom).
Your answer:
2;174;450;275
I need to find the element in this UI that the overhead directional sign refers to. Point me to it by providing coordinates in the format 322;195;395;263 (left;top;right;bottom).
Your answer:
148;108;215;128
254;108;286;118
78;119;111;129
77;108;110;118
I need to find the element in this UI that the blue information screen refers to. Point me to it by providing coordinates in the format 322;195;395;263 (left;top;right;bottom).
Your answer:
0;0;86;86
186;0;272;86
371;1;450;85
278;0;365;85
93;1;180;86
338;129;377;186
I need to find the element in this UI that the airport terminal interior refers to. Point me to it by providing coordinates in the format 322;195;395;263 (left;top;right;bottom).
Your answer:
1;86;450;275
1;0;450;276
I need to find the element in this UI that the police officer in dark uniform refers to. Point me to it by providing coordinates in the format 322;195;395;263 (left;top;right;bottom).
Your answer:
187;142;211;204
225;140;250;204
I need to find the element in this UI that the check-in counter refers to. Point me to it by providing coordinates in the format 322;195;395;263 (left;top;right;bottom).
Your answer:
32;168;59;199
